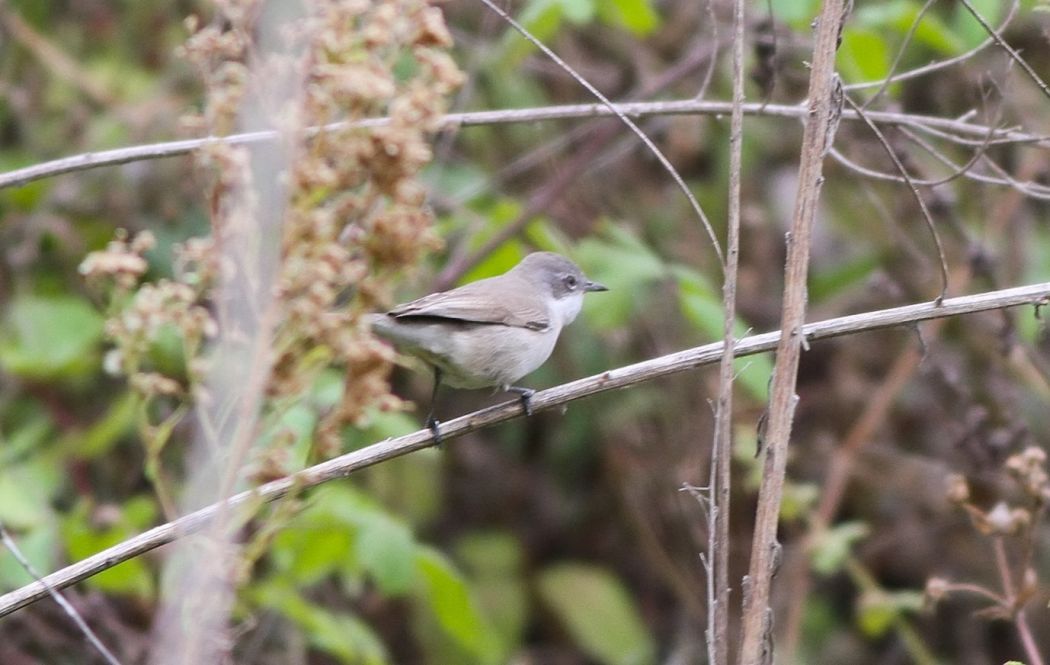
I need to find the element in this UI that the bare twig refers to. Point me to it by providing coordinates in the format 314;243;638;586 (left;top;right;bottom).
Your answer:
737;0;849;661
828;144;1050;199
0;523;123;665
0;5;117;107
994;537;1046;665
957;0;1050;102
4;99;1047;192
434;40;720;289
843;94;950;300
860;0;938;110
0;281;1047;620
475;0;725;268
707;0;746;661
844;0;1020;92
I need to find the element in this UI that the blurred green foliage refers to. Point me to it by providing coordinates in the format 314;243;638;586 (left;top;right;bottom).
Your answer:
1;0;1048;664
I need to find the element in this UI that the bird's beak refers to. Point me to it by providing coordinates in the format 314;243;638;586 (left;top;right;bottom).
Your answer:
584;280;608;292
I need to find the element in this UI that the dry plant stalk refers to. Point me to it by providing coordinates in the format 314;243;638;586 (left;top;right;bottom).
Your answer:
78;0;463;660
80;0;464;488
927;448;1049;665
737;0;849;662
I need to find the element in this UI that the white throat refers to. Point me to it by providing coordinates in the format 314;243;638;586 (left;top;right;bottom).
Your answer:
551;293;585;328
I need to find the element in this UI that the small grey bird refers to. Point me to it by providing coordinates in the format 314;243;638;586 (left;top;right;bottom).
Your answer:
371;252;607;440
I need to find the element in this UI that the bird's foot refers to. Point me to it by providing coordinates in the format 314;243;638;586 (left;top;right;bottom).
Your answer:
426;416;443;447
507;386;536;417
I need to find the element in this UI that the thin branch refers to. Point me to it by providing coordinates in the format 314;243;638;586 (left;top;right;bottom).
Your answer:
0;281;1046;620
3;99;1047;192
694;0;721;101
708;0;746;661
994;537;1046;665
475;0;725;268
0;523;123;665
859;0;938;110
843;0;1020;92
433;40;721;288
957;0;1050;102
828;144;1050;199
843;94;950;300
737;0;849;661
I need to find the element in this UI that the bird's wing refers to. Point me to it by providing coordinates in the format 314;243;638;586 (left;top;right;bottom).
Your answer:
388;278;550;331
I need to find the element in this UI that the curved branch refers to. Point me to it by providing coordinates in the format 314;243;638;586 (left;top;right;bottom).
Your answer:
843;95;949;299
0;281;1047;620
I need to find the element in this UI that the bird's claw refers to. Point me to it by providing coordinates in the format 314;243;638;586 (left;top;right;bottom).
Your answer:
426;416;443;447
507;386;535;416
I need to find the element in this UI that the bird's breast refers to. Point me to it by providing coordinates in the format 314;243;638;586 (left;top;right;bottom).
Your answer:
441;323;560;389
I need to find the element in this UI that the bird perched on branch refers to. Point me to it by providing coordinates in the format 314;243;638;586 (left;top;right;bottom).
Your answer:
371;252;607;442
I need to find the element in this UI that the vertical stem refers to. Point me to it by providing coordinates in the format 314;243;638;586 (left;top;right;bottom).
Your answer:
737;1;848;663
709;0;746;663
1015;611;1046;665
994;537;1046;665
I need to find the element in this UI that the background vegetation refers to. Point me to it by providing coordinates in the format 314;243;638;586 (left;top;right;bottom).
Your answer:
0;0;1049;663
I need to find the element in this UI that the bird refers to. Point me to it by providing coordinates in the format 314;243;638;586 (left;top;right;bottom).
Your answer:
370;252;607;442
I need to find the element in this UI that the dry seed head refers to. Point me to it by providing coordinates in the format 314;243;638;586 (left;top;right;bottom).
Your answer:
945;474;970;504
924;577;950;605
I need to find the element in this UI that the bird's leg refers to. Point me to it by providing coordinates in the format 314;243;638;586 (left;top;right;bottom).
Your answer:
425;367;443;446
506;385;536;417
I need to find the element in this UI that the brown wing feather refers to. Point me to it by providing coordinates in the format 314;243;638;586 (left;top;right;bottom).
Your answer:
388;277;549;330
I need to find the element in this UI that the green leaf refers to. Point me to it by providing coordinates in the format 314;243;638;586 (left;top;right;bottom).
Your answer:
0;403;53;464
356;513;416;595
0;524;58;592
462;242;527;285
575;222;666;331
856;590;924;637
560;0;596;24
0;459;61;528
839;28;891;85
811;522;870;576
768;0;821;25
853;1;962;55
414;546;500;660
456;533;527;660
62;498;156;598
271;521;355;586
537;563;656;665
0;295;104;380
598;0;659;35
65;391;138;459
951;0;1002;49
422;162;489;205
780;482;819;522
254;581;390;665
856;592;898;638
810;253;878;303
673;266;773;401
509;0;565;62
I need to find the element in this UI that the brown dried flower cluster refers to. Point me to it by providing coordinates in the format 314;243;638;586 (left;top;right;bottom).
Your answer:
272;0;464;452
929;445;1049;612
79;228;155;290
1005;446;1050;501
87;0;463;475
82;232;218;394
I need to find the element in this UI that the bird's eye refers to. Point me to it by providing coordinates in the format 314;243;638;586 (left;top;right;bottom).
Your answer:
565;275;578;289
